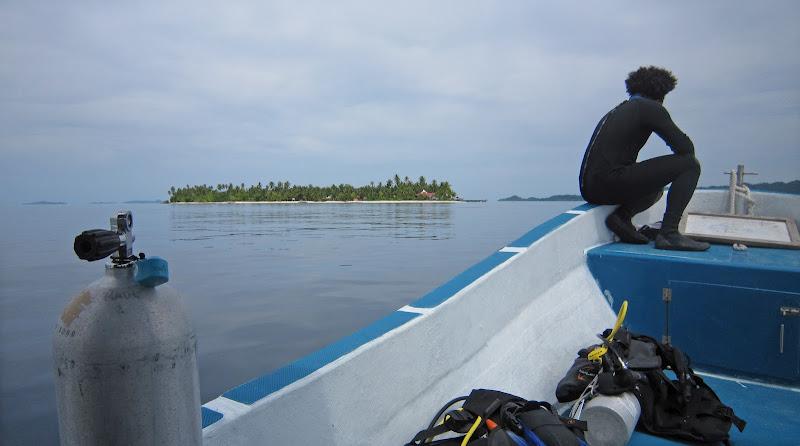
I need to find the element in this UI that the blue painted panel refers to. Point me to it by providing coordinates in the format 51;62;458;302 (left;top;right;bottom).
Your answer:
411;251;517;308
589;242;800;274
671;282;800;381
586;242;800;383
630;374;800;446
572;202;600;212
201;406;223;428
507;213;577;248
223;311;420;404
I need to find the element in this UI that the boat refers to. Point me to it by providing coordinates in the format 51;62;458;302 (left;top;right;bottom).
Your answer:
196;172;799;445
64;170;800;445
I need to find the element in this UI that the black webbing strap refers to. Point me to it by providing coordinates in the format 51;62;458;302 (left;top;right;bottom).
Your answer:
406;422;458;445
559;416;588;432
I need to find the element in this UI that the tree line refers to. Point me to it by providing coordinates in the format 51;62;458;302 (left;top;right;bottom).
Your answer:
168;175;457;202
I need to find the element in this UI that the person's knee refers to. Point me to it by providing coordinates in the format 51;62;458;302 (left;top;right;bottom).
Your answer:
677;154;701;174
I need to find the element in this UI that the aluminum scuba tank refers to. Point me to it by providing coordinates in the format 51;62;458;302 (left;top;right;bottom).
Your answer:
580;392;640;446
53;211;201;445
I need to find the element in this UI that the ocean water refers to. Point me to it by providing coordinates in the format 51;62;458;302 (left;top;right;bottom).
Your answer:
0;200;580;444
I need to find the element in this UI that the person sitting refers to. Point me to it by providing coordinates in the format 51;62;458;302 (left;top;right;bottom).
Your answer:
579;66;709;251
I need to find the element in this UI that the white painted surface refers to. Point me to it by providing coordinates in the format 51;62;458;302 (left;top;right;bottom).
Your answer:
398;305;434;315
685;214;792;242
499;246;527;253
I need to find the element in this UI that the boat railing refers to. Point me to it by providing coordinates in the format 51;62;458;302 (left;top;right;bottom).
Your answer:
726;164;757;215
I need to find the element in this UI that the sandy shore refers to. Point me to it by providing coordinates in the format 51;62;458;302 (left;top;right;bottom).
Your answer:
170;200;463;205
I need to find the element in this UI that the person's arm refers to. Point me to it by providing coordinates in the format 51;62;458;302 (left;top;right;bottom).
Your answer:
642;100;694;155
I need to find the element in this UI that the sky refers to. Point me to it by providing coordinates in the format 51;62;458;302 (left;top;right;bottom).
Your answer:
1;1;798;203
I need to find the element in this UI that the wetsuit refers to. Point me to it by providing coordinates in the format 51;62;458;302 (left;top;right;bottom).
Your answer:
579;96;700;232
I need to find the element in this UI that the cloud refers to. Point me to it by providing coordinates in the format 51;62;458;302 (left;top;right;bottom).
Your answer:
1;1;798;202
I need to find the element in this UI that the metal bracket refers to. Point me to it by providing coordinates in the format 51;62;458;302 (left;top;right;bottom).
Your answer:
780;306;800;317
778;307;798;354
662;288;672;346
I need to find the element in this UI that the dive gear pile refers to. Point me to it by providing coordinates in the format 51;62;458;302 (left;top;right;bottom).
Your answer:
406;302;745;445
557;301;746;445
405;389;587;446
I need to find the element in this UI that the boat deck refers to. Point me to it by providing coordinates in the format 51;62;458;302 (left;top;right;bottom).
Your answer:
630;373;800;445
587;241;800;283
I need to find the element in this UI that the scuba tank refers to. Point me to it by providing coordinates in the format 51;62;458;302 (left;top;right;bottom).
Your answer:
53;211;201;445
581;392;640;446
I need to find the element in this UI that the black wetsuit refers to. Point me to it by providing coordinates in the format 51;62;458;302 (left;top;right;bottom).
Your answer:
579;96;700;232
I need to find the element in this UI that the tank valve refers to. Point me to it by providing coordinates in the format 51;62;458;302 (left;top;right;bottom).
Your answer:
74;210;136;264
73;211;168;287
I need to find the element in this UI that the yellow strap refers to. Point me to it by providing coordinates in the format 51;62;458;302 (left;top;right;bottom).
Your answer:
460;416;482;446
588;300;628;362
607;300;628;341
587;345;607;362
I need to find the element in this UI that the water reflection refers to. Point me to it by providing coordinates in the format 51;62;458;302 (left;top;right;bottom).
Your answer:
169;203;454;241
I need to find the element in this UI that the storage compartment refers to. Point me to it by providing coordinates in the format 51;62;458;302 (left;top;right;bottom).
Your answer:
669;281;799;381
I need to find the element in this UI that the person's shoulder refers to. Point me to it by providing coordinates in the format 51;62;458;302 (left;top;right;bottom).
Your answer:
631;96;671;118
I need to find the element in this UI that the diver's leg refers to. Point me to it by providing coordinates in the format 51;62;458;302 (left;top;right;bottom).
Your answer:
609;154;707;250
604;189;664;244
619;189;663;219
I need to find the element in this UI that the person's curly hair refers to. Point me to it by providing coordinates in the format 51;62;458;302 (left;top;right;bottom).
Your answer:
625;66;677;101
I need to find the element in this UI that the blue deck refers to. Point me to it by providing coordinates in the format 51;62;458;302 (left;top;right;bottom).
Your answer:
630;374;800;445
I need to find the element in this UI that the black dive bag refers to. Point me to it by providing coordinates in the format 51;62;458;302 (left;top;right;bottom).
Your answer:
405;389;587;446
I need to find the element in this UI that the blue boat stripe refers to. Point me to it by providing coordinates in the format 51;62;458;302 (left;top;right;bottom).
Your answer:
507;213;577;248
571;202;599;212
223;311;420;405
410;251;518;309
201;406;223;428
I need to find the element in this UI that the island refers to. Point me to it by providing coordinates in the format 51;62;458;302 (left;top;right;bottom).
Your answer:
168;176;457;203
700;180;799;195
23;201;67;205
499;194;583;202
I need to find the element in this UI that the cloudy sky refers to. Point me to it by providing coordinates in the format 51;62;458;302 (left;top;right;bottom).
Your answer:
1;1;798;203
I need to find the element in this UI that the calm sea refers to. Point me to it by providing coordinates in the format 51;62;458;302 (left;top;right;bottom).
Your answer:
0;200;580;444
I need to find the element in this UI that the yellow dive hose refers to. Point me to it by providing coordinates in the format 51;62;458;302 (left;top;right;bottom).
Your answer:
587;300;628;362
460;416;483;446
